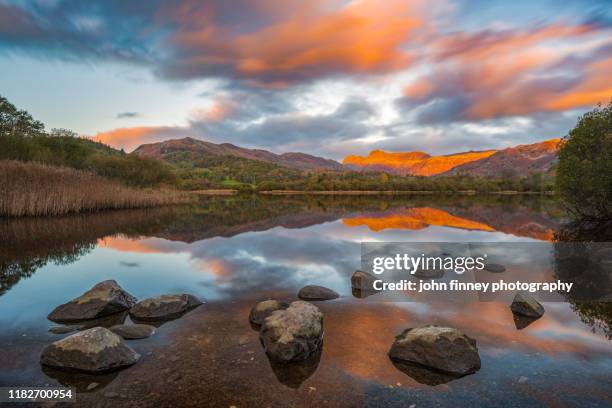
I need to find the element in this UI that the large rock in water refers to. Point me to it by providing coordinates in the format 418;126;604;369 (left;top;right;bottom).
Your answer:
388;326;481;375
298;285;339;301
351;270;381;298
249;300;289;326
40;327;140;373
129;294;202;321
48;280;137;323
260;301;324;362
510;292;545;318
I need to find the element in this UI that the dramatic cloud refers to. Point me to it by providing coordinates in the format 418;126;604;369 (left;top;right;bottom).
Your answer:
403;23;612;122
2;0;612;156
159;0;434;84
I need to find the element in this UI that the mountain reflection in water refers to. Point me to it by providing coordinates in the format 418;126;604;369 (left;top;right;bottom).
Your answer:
0;194;610;407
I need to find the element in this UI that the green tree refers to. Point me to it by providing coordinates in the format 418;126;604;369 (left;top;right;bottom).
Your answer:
0;95;45;136
556;102;612;220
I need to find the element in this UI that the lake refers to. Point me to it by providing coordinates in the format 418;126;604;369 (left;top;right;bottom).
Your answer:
0;195;610;407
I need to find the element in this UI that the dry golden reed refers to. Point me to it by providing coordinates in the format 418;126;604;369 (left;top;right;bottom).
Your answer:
0;160;189;217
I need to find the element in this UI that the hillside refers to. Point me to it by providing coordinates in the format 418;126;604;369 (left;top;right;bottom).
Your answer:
133;137;343;171
343;139;560;177
344;150;496;176
442;139;561;177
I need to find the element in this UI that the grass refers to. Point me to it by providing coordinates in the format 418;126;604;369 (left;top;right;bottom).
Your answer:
0;160;189;217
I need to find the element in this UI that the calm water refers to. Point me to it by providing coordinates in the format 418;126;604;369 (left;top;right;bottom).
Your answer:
0;195;610;408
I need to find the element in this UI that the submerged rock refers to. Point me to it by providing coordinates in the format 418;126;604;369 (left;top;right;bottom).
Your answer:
388;326;481;375
129;294;202;321
268;347;323;388
48;280;137;323
390;359;461;386
483;263;506;273
513;313;540;330
260;301;324;363
41;366;118;393
298;285;339;301
49;325;80;335
109;324;156;340
510;292;545;318
40;327;140;373
249;300;289;326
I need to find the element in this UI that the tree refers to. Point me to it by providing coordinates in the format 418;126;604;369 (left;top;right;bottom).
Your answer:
0;95;45;137
556;102;612;221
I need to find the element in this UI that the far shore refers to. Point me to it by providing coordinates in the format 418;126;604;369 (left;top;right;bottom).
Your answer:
191;189;556;196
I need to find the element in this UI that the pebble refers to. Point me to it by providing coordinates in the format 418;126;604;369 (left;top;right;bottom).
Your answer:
518;376;528;383
86;382;99;391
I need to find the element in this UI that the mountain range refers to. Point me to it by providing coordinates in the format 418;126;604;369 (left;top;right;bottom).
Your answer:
343;139;561;177
133;137;561;178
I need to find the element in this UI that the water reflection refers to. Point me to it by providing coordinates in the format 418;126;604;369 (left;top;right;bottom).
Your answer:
1;194;611;406
267;347;323;389
389;359;461;386
41;366;118;393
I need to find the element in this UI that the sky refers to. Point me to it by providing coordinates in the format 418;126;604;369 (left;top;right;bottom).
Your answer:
0;0;611;159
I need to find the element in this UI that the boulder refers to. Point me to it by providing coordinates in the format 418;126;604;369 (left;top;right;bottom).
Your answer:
297;285;339;301
351;270;379;291
109;324;156;339
351;270;381;298
129;294;202;321
260;301;324;363
388;326;481;375
483;263;506;273
249;300;289;326
510;292;544;318
40;327;140;373
48;280;137;323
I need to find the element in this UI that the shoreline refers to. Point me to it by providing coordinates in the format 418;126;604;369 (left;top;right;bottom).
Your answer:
258;190;556;196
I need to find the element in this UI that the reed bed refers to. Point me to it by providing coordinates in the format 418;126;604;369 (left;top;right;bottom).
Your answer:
0;160;189;217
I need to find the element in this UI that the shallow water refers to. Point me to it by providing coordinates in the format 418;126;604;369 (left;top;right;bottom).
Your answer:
0;195;610;407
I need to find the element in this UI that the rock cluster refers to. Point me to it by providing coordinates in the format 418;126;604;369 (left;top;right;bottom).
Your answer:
42;280;203;374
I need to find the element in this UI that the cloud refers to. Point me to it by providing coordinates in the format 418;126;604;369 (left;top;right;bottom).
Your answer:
401;23;612;122
93;125;193;151
4;0;612;157
159;0;433;85
116;111;140;119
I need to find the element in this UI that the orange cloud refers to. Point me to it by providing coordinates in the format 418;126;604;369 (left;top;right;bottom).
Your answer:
166;0;431;83
404;23;612;119
93;126;189;151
